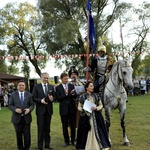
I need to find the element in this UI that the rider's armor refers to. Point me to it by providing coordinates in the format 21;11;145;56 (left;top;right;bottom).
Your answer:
97;55;108;75
94;54;115;96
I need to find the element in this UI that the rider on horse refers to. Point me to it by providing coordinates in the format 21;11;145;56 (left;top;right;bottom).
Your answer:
84;45;115;96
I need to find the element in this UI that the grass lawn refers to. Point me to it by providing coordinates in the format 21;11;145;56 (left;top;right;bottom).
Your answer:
0;94;150;150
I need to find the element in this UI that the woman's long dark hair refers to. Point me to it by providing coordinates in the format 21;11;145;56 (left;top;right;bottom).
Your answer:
84;81;93;92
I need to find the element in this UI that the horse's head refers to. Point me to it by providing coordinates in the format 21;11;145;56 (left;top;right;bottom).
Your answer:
117;60;134;90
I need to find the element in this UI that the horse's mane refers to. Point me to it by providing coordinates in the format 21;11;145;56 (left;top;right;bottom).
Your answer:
111;60;131;71
107;60;131;81
114;60;129;66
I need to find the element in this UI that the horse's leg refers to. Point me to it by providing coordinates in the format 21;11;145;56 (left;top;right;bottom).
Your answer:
119;105;130;146
105;107;111;142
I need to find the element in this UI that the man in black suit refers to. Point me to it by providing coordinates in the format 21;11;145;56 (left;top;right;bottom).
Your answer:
55;73;77;147
32;72;54;150
9;80;34;150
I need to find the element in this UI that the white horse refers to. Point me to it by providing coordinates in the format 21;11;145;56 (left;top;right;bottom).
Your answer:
103;60;134;146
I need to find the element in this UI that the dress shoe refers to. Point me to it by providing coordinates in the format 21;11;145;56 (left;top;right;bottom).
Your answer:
102;148;109;150
62;143;69;147
45;147;53;150
71;142;75;146
71;143;75;146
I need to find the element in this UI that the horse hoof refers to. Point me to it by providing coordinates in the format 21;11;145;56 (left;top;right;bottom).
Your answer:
123;142;130;146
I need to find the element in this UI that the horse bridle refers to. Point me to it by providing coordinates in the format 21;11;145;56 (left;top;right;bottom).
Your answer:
106;61;131;101
110;61;131;87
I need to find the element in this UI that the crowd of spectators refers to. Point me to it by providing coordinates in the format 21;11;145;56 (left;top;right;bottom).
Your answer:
0;85;16;108
128;76;150;96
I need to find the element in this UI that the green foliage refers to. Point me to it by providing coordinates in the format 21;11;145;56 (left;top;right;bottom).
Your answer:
7;64;19;75
0;60;7;73
132;54;142;77
141;53;150;76
0;50;7;73
0;50;19;75
129;2;150;70
21;60;30;78
1;1;150;77
0;60;20;75
38;0;132;69
0;2;47;76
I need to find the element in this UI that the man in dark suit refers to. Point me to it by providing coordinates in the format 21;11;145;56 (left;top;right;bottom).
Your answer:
32;72;54;150
9;80;34;150
55;73;77;147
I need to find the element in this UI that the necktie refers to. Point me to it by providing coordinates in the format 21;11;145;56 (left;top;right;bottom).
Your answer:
44;85;48;96
20;93;24;106
65;84;68;93
65;84;67;89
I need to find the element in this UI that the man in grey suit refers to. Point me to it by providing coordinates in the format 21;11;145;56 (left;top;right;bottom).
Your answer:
32;72;54;150
9;80;34;150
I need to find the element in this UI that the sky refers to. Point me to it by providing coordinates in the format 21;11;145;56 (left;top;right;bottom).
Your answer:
0;0;148;78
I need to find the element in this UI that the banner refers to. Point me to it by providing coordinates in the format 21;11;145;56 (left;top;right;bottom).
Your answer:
87;0;96;53
0;52;142;61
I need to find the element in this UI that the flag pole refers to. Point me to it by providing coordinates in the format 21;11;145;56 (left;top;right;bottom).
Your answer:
86;0;96;81
119;17;124;58
86;4;90;82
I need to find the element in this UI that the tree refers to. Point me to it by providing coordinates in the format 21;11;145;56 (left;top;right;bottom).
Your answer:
0;50;7;73
142;52;150;77
21;60;30;78
38;0;132;70
0;50;19;75
0;2;47;77
126;2;150;77
7;63;20;75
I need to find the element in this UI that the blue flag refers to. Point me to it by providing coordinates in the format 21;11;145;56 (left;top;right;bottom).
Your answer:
87;0;96;53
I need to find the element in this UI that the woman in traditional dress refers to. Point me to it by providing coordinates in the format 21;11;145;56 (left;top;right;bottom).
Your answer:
76;81;111;150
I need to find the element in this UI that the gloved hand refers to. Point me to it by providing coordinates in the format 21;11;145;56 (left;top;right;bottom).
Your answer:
83;67;91;72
